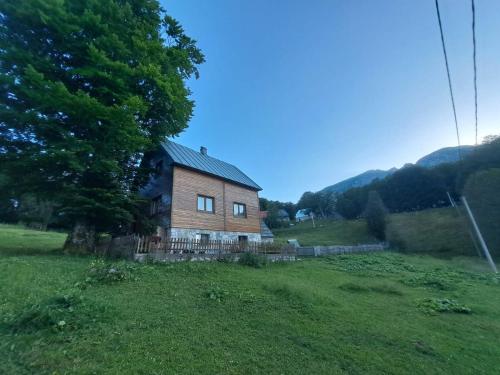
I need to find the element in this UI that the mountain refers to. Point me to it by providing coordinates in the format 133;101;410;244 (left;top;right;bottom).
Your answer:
415;145;475;168
321;168;397;194
321;145;472;194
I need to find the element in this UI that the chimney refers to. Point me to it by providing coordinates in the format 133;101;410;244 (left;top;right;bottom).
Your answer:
200;146;207;155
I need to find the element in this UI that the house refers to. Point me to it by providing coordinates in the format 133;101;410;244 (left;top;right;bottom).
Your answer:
295;208;312;222
277;209;290;222
140;140;263;243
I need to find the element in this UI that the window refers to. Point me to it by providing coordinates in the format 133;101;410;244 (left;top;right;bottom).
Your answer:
150;195;162;215
200;233;210;245
154;160;163;176
197;195;214;213
238;235;248;249
233;203;247;218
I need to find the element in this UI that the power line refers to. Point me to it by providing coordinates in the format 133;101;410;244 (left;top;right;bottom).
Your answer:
472;0;478;146
434;0;462;161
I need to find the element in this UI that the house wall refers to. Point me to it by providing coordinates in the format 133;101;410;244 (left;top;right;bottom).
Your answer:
168;228;261;242
171;166;261;236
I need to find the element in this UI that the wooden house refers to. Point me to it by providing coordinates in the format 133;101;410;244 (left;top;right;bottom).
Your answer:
140;140;263;243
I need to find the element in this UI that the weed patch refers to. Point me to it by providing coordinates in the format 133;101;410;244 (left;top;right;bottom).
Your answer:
323;253;413;275
3;293;94;333
238;252;267;268
81;258;139;286
403;273;455;291
204;284;229;302
418;298;471;315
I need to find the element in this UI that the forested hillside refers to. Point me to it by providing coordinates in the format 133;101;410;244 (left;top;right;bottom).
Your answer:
335;136;500;219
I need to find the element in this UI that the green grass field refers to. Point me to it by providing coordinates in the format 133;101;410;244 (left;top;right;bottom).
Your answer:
0;224;66;256
1;225;500;374
274;208;477;257
273;218;378;246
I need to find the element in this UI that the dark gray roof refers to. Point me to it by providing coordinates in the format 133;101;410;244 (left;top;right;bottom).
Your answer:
161;140;262;191
277;209;290;218
260;220;274;238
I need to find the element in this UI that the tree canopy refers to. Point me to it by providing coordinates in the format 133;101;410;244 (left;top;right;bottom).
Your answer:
0;0;204;251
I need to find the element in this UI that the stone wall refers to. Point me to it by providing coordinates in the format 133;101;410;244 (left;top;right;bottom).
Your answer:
296;243;387;257
134;252;295;263
168;227;261;242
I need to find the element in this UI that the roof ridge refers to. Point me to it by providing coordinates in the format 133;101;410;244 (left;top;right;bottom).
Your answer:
161;139;262;191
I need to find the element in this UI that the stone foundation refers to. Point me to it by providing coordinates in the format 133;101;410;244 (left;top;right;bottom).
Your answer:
167;227;261;242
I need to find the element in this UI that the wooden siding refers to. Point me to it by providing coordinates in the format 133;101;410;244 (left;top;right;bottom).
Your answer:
224;182;260;233
171;166;260;233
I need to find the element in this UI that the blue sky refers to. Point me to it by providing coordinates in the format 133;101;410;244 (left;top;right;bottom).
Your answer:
163;0;500;202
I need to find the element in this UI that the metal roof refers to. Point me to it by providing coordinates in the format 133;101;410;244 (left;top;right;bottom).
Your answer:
260;220;274;238
161;140;262;191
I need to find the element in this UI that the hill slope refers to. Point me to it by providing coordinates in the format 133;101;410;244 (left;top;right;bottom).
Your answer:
320;145;473;194
416;146;475;168
1;225;500;374
274;208;476;257
321;168;396;194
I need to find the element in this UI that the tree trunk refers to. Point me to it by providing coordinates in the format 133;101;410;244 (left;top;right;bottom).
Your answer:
64;222;96;254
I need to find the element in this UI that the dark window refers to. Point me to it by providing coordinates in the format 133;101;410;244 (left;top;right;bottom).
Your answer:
151;195;162;215
197;195;214;213
233;203;247;218
238;235;248;248
155;160;163;176
200;234;210;245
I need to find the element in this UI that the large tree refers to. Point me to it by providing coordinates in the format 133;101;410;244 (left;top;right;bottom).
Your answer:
0;0;204;252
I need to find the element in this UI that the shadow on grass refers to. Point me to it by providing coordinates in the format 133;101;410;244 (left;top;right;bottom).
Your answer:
0;247;64;256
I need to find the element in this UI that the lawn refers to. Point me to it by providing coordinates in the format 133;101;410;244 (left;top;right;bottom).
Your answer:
0;224;66;255
273;218;377;246
273;208;477;258
1;225;500;374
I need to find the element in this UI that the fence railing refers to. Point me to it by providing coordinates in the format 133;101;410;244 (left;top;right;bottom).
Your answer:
134;236;293;255
97;235;385;261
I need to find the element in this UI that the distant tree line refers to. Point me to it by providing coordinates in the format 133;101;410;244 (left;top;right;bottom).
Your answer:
259;198;296;229
296;190;337;218
335;136;500;219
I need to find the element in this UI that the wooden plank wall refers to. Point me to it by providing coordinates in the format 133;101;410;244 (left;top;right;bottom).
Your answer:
224;182;260;233
171;166;260;233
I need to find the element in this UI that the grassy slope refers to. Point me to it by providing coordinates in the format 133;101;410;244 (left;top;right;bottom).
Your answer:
1;226;500;374
386;208;475;256
273;219;377;246
273;208;476;257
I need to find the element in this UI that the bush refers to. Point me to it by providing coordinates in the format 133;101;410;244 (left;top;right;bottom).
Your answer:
204;284;229;302
418;298;471;314
84;259;138;284
238;252;267;268
364;191;387;240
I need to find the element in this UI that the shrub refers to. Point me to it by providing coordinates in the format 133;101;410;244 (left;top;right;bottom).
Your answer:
363;191;387;240
84;258;138;284
403;273;455;291
418;298;471;314
238;252;267;268
204;284;229;302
